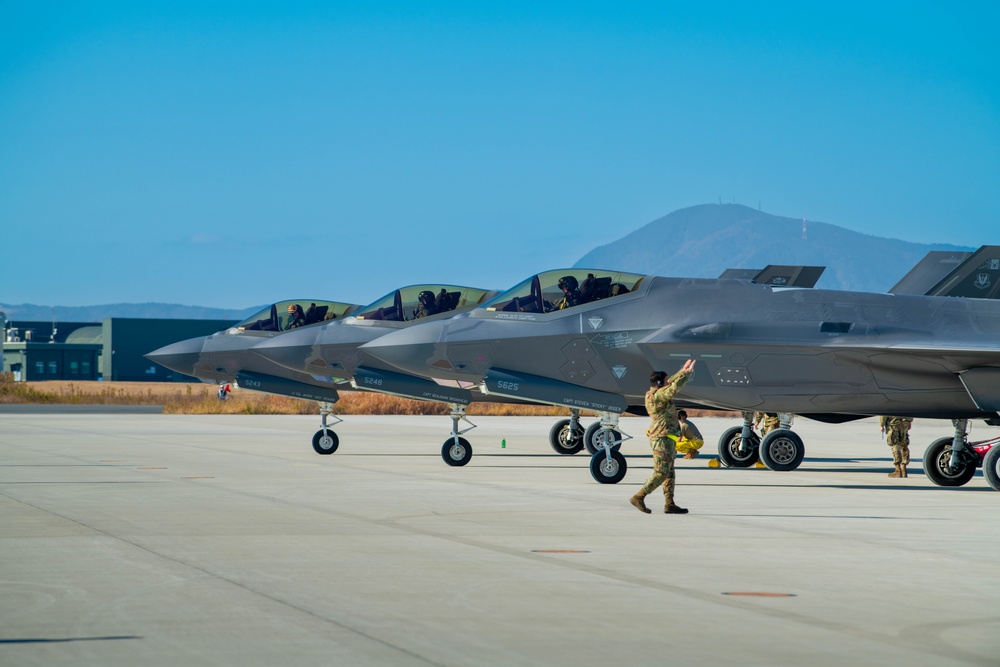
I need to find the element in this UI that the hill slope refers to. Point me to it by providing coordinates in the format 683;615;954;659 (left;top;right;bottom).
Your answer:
575;204;969;292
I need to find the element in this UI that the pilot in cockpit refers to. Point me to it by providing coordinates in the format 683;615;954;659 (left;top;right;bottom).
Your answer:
286;304;306;329
554;276;583;310
414;291;440;319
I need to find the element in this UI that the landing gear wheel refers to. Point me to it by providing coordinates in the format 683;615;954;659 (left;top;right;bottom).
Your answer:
759;429;805;471
442;437;473;467
717;426;760;468
548;419;585;455
924;437;977;487
590;449;627;484
312;429;339;455
983;446;1000;492
584;422;622;455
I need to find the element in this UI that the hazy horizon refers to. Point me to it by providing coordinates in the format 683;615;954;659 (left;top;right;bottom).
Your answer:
3;3;998;308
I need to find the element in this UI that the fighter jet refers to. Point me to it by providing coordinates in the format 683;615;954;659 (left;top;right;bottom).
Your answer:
361;263;1000;486
145;299;361;449
252;284;506;463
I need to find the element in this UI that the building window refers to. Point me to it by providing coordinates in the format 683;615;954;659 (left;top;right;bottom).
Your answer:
70;361;80;374
48;361;58;375
82;361;91;375
35;361;45;375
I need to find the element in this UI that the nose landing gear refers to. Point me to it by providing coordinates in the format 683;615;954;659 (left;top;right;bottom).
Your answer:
441;404;477;467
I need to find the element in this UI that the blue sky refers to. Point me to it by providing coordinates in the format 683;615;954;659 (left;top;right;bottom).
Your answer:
2;1;998;308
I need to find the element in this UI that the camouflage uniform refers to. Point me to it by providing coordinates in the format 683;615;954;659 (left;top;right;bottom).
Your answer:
754;412;780;435
880;416;913;477
630;367;694;513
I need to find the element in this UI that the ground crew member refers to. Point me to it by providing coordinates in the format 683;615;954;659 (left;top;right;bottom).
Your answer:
880;416;913;478
754;412;780;436
676;410;704;459
630;358;696;514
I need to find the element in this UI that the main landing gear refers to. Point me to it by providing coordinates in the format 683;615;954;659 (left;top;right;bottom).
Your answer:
588;412;632;484
547;409;622;456
548;409;585;455
717;413;805;471
312;402;342;454
441;404;477;467
923;419;1000;489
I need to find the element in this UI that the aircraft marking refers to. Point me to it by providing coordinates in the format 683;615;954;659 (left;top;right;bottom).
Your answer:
975;273;992;290
588;317;603;330
612;365;627;379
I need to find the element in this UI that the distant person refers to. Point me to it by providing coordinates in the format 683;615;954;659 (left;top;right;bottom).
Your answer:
217;383;232;401
413;291;439;319
880;416;913;478
676;410;704;459
630;358;697;515
286;304;306;329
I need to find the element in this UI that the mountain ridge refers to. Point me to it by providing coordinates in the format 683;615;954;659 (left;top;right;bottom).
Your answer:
3;204;976;321
575;203;969;292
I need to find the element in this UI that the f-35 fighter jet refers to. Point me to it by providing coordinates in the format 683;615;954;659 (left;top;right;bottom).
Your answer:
252;284;506;462
362;264;1000;486
145;299;361;448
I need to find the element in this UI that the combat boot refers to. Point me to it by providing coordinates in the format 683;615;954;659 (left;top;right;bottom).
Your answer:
683;450;698;459
900;463;908;478
664;479;689;514
888;464;903;478
629;489;651;514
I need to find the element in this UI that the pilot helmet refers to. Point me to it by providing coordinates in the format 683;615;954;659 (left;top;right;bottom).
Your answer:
558;275;579;291
418;290;435;303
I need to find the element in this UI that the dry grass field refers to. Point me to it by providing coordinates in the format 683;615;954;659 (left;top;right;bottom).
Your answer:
0;376;733;417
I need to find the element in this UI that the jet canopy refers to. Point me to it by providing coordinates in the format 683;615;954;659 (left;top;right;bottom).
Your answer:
237;300;358;332
356;285;493;322
486;269;646;314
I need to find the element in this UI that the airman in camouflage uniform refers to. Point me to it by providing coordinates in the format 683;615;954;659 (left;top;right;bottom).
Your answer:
880;416;913;478
754;412;780;436
630;358;696;514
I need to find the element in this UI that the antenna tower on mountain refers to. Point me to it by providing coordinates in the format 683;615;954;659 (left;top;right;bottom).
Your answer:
802;217;807;240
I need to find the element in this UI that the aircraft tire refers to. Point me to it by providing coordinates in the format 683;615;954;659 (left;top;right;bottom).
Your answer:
924;437;978;487
759;429;805;471
589;448;627;484
982;446;1000;492
717;427;760;468
442;437;473;467
312;429;340;455
583;422;622;455
548;419;585;455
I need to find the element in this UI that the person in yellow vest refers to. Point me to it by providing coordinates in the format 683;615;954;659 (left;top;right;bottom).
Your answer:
630;358;697;514
676;410;704;459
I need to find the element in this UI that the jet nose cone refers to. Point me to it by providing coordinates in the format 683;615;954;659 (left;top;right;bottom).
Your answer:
145;337;206;376
361;321;447;377
252;326;320;373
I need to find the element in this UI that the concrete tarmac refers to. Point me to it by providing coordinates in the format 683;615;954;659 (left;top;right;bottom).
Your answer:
1;414;998;667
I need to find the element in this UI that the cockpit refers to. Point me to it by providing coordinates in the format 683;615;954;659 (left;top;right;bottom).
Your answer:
355;285;494;322
485;269;646;314
237;300;360;332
